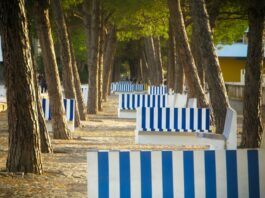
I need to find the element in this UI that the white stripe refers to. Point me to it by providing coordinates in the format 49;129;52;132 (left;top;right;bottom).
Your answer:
129;94;133;109
172;151;184;197
146;108;151;131
154;107;158;131
118;94;122;109
124;94;128;109
193;108;198;131
237;150;249;198
201;109;206;131
130;151;141;198
215;150;227;198
170;108;174;131
186;108;190;131
45;99;50;119
136;108;142;131
259;150;265;197
109;152;120;198
162;108;166;131
151;151;163;197
66;100;70;120
194;151;206;198
150;95;153;107
87;152;98;198
178;108;182;131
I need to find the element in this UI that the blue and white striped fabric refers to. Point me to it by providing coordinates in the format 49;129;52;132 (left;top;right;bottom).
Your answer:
111;82;145;93
81;84;88;104
41;98;75;121
87;149;265;198
136;107;210;132
148;85;168;95
119;94;167;110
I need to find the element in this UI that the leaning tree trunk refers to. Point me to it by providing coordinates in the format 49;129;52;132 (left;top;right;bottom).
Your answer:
168;0;208;107
34;0;71;139
167;20;176;90
102;26;117;101
0;0;43;173
190;0;229;134
30;35;52;153
67;25;86;120
241;1;264;148
51;0;81;127
153;37;163;84
84;0;100;114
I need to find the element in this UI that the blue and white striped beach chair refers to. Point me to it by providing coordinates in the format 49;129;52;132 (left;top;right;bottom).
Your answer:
87;149;265;197
41;98;75;131
135;107;237;149
148;85;168;95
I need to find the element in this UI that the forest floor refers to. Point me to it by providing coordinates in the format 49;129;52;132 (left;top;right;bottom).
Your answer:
0;95;245;197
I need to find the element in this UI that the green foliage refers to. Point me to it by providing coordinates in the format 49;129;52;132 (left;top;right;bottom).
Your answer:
103;0;169;41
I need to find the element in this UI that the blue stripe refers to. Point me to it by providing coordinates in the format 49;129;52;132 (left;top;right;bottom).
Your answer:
162;151;174;198
150;108;154;131
182;108;186;131
158;95;161;108
198;108;202;131
226;150;238;198
152;95;156;107
190;108;194;131
122;94;125;109
127;94;130;109
42;98;46;115
143;95;145;107
163;95;166;107
120;152;131;198
147;95;150;107
158;108;162;131
206;109;210;131
49;101;52;120
205;151;217;198
174;108;178;131
98;152;109;198
166;108;170;131
70;99;74;121
142;108;146;131
132;94;135;109
248;150;260;198
184;151;195;198
140;151;152;198
137;94;140;107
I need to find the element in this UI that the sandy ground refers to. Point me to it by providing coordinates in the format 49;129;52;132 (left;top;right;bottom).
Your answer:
0;95;212;197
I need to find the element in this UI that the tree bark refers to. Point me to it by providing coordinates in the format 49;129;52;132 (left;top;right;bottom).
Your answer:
67;25;86;120
167;20;176;90
141;47;151;85
34;0;71;139
241;1;264;148
153;37;163;84
97;9;104;111
51;0;81;127
143;37;159;85
190;0;229;134
168;0;208;107
102;26;117;101
112;60;120;82
84;0;100;114
0;0;43;173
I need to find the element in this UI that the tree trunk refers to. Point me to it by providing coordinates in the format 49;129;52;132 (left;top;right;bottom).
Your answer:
84;0;100;114
143;37;158;85
141;48;151;85
153;37;163;84
34;0;71;139
190;0;229;134
241;1;264;148
167;20;176;90
30;34;52;153
168;0;208;107
102;26;117;101
190;23;205;90
51;0;81;127
0;0;43;173
97;10;104;111
112;61;120;82
67;25;86;120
